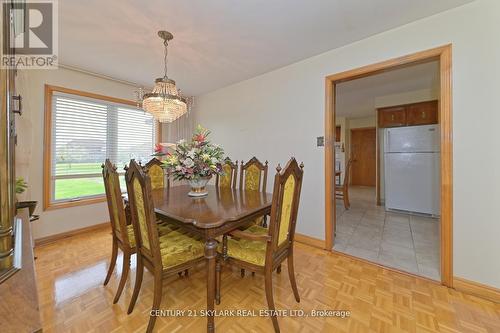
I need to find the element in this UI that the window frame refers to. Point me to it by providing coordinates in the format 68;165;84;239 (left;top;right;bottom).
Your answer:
43;84;161;210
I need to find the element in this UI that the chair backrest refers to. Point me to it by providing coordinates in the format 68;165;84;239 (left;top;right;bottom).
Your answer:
342;158;354;188
216;158;238;189
102;159;131;247
267;158;304;253
125;159;161;267
144;158;168;190
239;157;268;192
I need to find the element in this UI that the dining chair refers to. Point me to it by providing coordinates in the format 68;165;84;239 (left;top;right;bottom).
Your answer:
101;159;174;304
215;158;238;189
239;156;268;192
240;156;268;225
144;157;194;277
144;157;169;190
237;157;271;276
125;159;205;333
217;158;304;333
335;158;353;209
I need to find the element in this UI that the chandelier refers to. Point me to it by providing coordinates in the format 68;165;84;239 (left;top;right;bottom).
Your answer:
138;31;187;123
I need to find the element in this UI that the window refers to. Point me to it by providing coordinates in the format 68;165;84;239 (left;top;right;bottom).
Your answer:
44;85;159;209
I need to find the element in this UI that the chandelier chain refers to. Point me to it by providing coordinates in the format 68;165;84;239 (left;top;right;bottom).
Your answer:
163;39;168;80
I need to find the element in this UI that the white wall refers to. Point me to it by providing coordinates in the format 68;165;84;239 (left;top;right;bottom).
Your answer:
193;0;500;288
347;116;376;130
375;88;439;108
15;68;138;239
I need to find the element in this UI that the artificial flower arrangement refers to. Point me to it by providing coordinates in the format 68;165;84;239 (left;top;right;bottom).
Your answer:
152;143;169;158
163;126;225;196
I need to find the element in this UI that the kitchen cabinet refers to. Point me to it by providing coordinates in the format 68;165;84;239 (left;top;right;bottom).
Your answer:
378;100;438;128
377;106;407;128
406;100;438;126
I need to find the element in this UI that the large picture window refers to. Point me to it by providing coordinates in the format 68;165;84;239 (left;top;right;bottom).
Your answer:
44;85;159;210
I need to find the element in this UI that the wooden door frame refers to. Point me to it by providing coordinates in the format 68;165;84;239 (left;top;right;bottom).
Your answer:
324;44;453;287
349;127;377;187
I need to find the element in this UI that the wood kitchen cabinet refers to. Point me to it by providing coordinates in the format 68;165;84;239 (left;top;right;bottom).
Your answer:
378;100;438;128
406;100;438;126
377;106;407;128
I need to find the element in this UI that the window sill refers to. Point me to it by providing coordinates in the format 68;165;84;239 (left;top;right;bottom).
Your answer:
43;196;107;211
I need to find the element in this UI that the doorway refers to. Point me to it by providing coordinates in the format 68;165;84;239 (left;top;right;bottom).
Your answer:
350;128;376;186
324;45;453;287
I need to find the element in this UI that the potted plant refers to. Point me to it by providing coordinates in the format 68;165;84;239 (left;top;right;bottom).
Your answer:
15;177;37;218
163;125;225;197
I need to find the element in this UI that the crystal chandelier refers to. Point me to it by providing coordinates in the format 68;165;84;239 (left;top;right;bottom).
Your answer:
138;31;187;123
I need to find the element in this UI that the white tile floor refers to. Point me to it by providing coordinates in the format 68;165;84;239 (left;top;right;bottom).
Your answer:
333;186;441;280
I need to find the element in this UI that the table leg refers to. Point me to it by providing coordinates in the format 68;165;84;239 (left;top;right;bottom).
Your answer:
205;238;217;333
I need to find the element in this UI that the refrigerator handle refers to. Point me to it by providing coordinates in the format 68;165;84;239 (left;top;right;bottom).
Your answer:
385;129;390;151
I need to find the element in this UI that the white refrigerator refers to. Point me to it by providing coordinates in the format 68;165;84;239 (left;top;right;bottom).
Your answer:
384;124;440;216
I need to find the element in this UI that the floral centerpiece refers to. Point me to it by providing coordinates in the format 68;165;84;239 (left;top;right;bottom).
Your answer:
152;143;169;158
163;125;225;196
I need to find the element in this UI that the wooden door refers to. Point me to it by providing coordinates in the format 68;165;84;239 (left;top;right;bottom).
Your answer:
350;128;376;186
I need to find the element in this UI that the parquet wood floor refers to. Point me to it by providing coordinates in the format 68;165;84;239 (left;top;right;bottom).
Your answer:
34;227;500;333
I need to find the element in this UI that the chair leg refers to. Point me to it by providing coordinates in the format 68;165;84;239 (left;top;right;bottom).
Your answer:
277;264;281;274
104;239;118;286
262;215;268;228
344;188;350;209
184;269;189;276
241;268;245;277
113;251;131;304
287;251;300;303
215;259;221;305
146;271;163;333
265;269;280;333
127;255;144;314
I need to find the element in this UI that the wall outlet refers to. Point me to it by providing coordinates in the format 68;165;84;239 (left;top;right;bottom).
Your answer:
317;136;324;147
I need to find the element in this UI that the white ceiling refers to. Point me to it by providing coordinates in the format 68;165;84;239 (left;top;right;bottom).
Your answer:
336;61;439;118
59;0;473;96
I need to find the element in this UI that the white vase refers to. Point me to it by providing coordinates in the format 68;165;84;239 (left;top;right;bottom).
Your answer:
187;176;211;197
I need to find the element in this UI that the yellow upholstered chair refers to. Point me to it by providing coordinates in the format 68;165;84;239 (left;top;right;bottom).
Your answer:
215;158;238;189
240;157;268;224
143;158;193;277
239;157;268;192
102;159;173;303
125;159;205;333
217;158;304;333
144;158;169;190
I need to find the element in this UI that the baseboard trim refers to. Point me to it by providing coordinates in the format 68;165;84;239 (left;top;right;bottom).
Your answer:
295;233;325;249
453;277;500;303
34;222;110;247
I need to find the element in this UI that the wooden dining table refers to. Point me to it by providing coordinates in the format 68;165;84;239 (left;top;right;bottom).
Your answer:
150;184;273;332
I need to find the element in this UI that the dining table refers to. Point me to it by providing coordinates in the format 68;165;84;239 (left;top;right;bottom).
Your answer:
149;184;273;333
